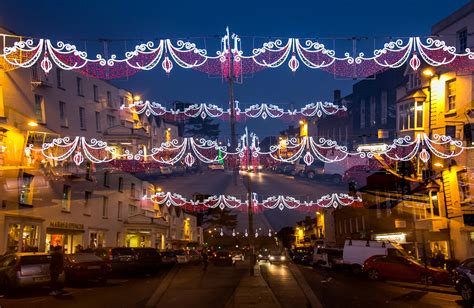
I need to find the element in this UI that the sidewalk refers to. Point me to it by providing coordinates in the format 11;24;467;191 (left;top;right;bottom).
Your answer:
385;280;458;295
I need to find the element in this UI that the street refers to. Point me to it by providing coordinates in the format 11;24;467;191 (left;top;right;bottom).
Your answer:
0;271;169;308
147;169;345;231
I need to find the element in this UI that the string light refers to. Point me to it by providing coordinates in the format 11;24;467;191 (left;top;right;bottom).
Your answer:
2;32;474;79
121;100;347;119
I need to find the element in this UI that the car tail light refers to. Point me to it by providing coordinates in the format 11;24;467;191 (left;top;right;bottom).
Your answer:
108;251;113;261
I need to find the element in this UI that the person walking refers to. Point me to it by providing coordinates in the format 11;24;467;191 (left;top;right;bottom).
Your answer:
201;249;209;271
49;246;64;296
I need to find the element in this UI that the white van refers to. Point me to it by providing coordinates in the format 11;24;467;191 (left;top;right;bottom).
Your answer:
343;239;407;274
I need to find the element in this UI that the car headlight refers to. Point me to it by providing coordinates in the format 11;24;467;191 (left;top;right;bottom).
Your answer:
258;254;262;257
281;256;285;260
258;165;263;170
269;256;275;260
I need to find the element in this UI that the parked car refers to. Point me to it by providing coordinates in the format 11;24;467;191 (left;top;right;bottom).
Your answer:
363;255;451;285
160;166;173;176
187;250;202;264
313;247;343;269
0;253;65;296
453;258;474;302
133;248;162;273
292;158;324;177
231;251;244;261
209;163;225;171
268;250;287;265
343;240;407;274
175;249;190;264
274;163;293;173
212;251;233;266
159;250;178;267
94;247;138;273
64;253;109;283
187;164;203;174
172;164;186;176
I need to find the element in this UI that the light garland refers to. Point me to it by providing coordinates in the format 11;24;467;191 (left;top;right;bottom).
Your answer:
145;191;362;211
120;100;347;119
3;30;474;79
25;132;474;167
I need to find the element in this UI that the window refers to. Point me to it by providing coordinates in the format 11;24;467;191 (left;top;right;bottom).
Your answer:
381;91;388;125
360;99;365;129
102;196;108;218
107;115;116;128
130;183;136;198
457;28;468;52
84;191;92;215
59;101;68;127
56;67;63;88
128;204;137;216
118;201;123;220
408;72;421;89
118;177;123;192
93;85;99;102
459;170;471;203
34;94;45;123
103;171;110;187
446;126;456;139
95;112;101;132
120;96;125;107
370;96;376;127
398;101;424;130
107;91;112;107
446;79;456;111
19;173;34;205
76;77;83;96
62;185;71;212
79;107;86;129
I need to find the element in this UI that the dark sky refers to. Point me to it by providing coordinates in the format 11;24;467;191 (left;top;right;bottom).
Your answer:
0;0;469;137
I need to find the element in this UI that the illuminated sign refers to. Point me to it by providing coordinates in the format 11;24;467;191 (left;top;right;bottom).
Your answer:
374;232;406;243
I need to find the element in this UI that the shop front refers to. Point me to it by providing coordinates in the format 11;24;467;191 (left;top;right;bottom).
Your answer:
46;221;84;254
4;215;43;253
124;214;168;249
88;228;107;249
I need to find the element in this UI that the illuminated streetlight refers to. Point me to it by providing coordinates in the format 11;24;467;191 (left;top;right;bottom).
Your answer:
27;121;38;127
422;68;434;77
133;95;141;101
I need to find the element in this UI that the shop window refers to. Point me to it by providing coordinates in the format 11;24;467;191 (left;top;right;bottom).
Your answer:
7;224;20;252
62;184;71;212
22;225;39;252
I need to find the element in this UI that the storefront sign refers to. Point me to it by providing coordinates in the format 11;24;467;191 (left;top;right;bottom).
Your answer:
374;232;407;243
49;221;84;231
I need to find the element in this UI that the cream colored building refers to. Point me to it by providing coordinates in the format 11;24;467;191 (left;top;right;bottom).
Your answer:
0;28;196;254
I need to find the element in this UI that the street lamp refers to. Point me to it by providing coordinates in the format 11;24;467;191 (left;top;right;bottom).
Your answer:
27;121;39;127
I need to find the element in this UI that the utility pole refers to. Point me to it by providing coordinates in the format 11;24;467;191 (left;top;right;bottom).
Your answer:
245;129;255;275
227;28;238;186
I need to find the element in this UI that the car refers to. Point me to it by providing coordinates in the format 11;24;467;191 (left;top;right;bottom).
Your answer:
172;164;186;176
93;247;138;274
268;251;287;264
274;163;293;174
231;251;244;261
64;253;109;283
175;249;190;264
133;248;162;273
257;250;270;262
453;258;474;302
187;250;202;264
160;166;173;176
209;163;225;171
343;239;408;274
212;251;233;266
0;252;65;296
186;164;203;174
159;250;178;267
363;255;451;285
313;247;343;269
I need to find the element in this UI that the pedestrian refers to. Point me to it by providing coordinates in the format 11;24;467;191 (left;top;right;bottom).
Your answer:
201;249;209;271
49;246;64;296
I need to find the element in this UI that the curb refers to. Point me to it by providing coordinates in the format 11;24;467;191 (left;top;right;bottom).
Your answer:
145;266;180;307
288;263;324;308
385;280;458;296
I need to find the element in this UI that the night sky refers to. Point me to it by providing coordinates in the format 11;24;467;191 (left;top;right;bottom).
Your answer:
0;0;469;137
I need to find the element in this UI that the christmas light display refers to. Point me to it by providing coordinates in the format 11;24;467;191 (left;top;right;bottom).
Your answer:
120;100;347;119
146;191;362;211
3;31;474;79
25;132;474;167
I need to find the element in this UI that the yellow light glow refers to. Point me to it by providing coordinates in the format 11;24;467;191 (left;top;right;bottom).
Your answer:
27;121;38;127
134;95;141;101
299;120;305;125
434;162;444;168
423;68;434;77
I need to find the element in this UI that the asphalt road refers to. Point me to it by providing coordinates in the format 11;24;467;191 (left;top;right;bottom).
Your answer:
297;265;465;308
0;270;169;308
147;169;346;231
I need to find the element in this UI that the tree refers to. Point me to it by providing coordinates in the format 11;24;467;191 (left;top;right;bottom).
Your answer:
185;117;220;139
203;208;238;230
276;226;294;249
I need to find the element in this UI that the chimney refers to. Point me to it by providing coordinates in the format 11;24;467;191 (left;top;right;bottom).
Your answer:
333;90;341;102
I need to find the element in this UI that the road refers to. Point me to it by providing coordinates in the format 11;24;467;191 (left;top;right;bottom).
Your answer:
297;264;464;308
0;271;168;308
145;169;346;231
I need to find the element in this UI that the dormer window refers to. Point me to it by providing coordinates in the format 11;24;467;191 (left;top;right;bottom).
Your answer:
408;72;421;89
